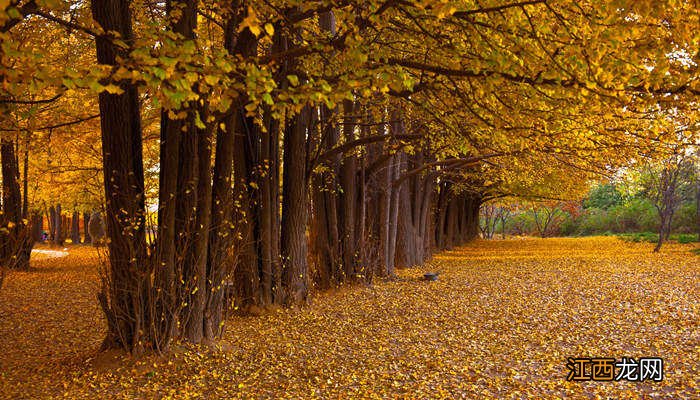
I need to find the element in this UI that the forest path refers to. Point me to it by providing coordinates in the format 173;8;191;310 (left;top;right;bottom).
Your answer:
31;248;70;259
0;237;697;398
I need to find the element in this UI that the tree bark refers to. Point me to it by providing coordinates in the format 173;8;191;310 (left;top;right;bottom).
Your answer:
54;204;63;246
83;212;91;244
339;99;357;280
71;211;81;244
0;139;32;270
205;119;235;339
48;206;56;244
281;105;311;305
182;110;212;343
91;0;149;352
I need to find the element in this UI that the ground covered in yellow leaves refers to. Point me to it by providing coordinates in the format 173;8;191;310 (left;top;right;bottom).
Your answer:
1;238;698;399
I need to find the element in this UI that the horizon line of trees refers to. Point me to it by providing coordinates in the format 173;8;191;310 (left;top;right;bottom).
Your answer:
479;154;700;249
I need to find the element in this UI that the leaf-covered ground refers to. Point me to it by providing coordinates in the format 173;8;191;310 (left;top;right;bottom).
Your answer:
0;238;698;399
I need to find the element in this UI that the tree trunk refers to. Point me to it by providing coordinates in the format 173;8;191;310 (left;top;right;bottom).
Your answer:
83;212;91;244
47;206;55;243
0;139;32;270
464;193;482;242
229;24;262;308
386;152;401;276
435;182;449;250
182;110;212;343
91;0;149;352
339;99;357;280
281;105;311;305
71;211;81;244
54;204;63;246
21;136;29;219
205;118;235;339
31;212;43;243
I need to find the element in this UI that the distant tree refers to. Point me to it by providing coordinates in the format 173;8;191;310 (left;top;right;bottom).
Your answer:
71;211;81;244
584;184;623;210
480;202;514;239
479;203;498;239
530;202;566;238
498;205;515;239
639;151;695;252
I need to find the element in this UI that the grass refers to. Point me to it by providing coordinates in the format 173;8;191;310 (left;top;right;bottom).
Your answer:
617;232;699;244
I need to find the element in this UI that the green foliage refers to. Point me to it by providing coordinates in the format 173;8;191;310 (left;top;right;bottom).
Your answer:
618;232;698;244
583;183;623;210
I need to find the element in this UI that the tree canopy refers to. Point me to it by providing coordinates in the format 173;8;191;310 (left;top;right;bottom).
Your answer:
0;0;698;352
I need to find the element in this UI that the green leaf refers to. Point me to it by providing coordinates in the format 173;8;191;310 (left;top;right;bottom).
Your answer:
194;112;206;129
287;75;299;87
262;93;273;105
152;67;166;80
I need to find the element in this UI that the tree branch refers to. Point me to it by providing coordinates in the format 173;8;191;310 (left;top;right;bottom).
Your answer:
452;0;547;18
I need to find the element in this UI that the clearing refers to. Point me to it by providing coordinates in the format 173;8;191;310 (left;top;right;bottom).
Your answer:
0;237;697;398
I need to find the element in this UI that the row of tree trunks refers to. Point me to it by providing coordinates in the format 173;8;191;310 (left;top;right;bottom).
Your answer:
92;0;292;351
395;150;434;268
435;186;482;251
224;6;319;309
31;210;92;245
308;100;441;288
87;1;488;353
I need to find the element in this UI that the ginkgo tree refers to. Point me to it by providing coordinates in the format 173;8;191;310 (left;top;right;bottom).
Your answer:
1;0;698;353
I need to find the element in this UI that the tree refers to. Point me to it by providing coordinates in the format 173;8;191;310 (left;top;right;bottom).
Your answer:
584;184;624;210
638;151;696;252
3;0;699;351
530;202;566;238
0;138;33;271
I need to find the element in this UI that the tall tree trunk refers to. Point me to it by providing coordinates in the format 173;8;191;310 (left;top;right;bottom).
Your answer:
54;204;63;246
182;111;212;343
0;139;32;270
445;197;457;249
1;140;22;224
71;211;81;244
305;11;345;288
418;173;434;262
435;182;449;250
395;176;415;268
339;99;357;280
48;205;56;244
91;0;149;352
281;105;311;305
378;153;393;277
31;212;43;243
259;107;279;304
21;136;28;219
83;212;91;244
205;119;235;339
386;152;401;276
229;23;262;308
268;116;282;303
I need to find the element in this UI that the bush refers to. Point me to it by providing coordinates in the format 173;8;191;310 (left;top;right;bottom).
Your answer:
677;234;698;244
672;203;697;233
